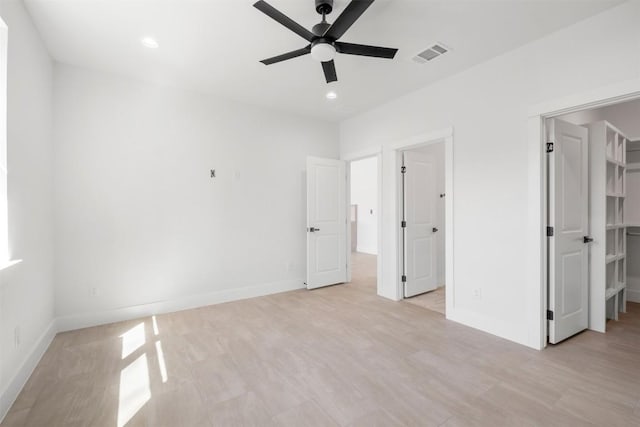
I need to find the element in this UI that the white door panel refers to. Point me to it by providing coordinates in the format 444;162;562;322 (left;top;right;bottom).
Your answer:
307;157;347;289
413;237;434;280
404;151;438;297
548;119;590;344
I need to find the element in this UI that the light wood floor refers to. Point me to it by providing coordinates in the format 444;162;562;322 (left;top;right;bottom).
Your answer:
405;287;446;315
3;264;640;426
351;251;446;315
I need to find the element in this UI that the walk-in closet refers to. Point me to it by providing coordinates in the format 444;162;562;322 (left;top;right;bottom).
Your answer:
554;98;640;337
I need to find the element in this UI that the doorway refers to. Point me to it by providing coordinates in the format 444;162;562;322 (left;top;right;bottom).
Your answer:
543;97;640;344
339;128;453;316
400;142;447;315
349;156;378;293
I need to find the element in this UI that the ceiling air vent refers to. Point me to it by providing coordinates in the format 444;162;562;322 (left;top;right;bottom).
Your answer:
412;43;449;64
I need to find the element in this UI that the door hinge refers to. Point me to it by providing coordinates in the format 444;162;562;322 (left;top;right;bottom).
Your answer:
547;310;554;321
401;220;406;228
401;166;407;174
401;275;407;283
547;226;554;237
546;142;554;153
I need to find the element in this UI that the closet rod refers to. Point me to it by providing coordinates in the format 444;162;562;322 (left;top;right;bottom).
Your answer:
627;232;640;237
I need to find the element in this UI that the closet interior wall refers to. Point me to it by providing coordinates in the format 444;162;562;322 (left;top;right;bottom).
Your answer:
626;140;640;304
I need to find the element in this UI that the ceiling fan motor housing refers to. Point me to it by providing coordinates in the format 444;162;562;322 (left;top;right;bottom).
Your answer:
315;0;333;15
312;21;331;36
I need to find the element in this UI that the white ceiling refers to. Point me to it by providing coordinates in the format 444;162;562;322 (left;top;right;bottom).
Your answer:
25;0;623;122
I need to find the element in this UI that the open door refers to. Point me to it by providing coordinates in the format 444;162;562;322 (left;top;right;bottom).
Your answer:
548;118;590;344
403;151;439;298
306;156;347;289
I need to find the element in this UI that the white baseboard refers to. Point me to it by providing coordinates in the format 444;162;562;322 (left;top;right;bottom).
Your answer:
355;246;377;255
56;278;305;332
0;321;57;423
627;288;640;303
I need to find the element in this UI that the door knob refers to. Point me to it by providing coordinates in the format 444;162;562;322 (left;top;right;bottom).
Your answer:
308;227;320;232
583;236;594;243
433;227;439;233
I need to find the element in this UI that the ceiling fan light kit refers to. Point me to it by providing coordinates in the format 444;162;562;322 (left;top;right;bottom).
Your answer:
254;0;398;84
311;41;336;62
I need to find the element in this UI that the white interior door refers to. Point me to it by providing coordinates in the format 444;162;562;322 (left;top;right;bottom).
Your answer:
403;151;438;298
548;118;590;344
306;156;347;289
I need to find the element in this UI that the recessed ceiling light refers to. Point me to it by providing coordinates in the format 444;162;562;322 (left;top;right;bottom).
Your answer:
326;91;337;100
141;37;159;49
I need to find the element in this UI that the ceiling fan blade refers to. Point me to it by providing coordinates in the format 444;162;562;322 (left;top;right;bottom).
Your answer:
335;42;397;59
253;1;315;42
260;46;311;65
321;60;338;83
324;0;374;40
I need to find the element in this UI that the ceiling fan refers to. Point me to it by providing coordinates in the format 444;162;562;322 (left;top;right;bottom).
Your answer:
254;0;398;84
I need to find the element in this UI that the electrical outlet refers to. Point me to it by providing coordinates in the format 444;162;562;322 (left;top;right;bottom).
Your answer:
472;288;482;300
89;287;99;297
14;326;20;348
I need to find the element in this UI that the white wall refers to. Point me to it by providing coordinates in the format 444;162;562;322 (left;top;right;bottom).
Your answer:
0;0;54;420
560;98;640;138
53;64;339;326
350;157;377;255
340;1;640;349
412;143;445;286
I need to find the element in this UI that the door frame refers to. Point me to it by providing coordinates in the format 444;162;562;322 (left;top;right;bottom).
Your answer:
341;128;454;314
343;149;383;294
529;79;640;350
394;133;453;315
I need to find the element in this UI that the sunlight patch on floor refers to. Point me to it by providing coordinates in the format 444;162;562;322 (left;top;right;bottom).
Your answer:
152;315;159;336
155;341;168;383
120;322;146;359
117;353;151;427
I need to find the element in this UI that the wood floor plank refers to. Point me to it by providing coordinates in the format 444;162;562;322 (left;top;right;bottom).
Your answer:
272;400;338;427
404;286;446;314
2;252;640;426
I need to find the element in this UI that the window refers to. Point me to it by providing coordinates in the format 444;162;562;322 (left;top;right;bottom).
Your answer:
0;17;9;262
